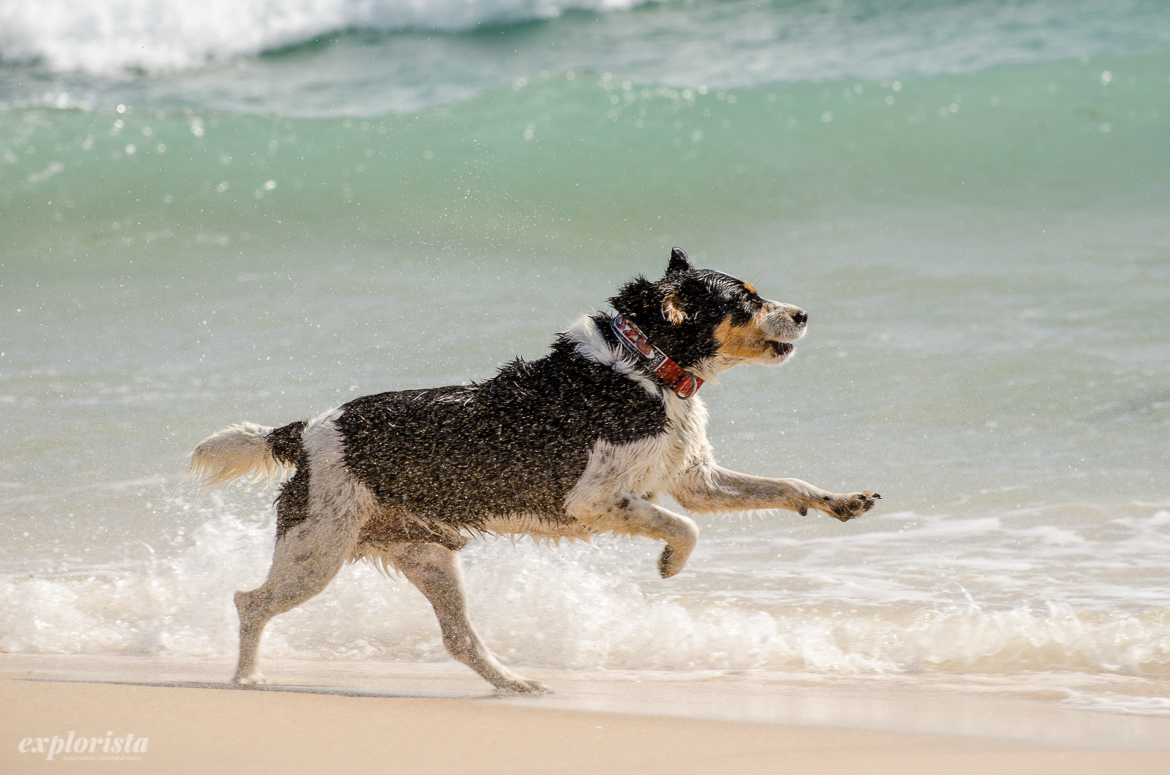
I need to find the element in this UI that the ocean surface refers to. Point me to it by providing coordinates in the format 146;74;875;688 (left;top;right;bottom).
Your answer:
2;0;1169;717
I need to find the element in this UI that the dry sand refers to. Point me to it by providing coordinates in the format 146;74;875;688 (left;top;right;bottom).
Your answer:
4;654;1168;774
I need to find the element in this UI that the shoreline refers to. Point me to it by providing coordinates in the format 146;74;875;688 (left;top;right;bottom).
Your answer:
4;655;1168;774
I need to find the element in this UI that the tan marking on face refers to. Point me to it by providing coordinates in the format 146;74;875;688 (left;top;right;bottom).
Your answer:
713;313;772;360
742;282;756;295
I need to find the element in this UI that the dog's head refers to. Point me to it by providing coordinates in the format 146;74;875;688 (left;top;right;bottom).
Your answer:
609;247;807;378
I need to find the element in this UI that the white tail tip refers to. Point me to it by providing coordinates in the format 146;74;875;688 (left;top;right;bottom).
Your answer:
184;422;284;490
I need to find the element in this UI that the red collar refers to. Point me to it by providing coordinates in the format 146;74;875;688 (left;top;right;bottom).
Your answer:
610;314;704;399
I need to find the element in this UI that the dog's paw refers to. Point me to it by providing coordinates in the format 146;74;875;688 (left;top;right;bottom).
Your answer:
820;491;881;522
657;518;698;578
496;678;554;695
232;673;267;686
658;544;692;578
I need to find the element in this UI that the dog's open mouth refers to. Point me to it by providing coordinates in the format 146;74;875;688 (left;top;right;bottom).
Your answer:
769;341;795;357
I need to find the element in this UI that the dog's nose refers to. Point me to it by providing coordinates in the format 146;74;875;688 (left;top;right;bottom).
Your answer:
792;309;808;327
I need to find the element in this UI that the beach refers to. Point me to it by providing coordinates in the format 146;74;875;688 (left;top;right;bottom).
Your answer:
3;0;1170;770
5;654;1170;774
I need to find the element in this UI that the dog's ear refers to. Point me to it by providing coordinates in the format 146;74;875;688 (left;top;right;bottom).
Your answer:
666;247;693;276
662;293;687;324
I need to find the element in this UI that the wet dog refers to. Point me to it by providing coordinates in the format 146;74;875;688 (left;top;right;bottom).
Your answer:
186;248;880;692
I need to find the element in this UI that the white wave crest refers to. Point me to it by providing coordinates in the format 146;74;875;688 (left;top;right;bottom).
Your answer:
0;0;652;74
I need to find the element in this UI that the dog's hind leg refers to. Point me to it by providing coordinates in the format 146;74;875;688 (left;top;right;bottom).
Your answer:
233;519;355;684
232;409;374;684
387;542;552;694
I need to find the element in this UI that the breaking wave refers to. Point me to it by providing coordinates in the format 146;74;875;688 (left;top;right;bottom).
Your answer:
3;494;1168;682
0;0;655;74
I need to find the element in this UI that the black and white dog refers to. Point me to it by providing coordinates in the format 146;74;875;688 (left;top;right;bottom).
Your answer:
187;248;879;693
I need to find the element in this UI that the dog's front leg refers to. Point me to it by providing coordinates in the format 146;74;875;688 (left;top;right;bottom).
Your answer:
569;495;700;578
671;463;879;522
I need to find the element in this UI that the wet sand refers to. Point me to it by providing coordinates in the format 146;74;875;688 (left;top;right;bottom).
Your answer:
4;654;1168;774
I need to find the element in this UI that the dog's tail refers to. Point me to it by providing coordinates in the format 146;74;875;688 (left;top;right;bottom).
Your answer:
184;420;307;490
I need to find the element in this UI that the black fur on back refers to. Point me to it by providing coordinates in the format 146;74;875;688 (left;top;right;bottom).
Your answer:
334;335;668;532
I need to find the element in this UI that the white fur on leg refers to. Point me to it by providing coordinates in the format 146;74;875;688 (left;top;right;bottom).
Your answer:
564;398;709;577
232;519;355;684
670;461;879;521
385;542;551;694
232;412;377;684
233;588;268;684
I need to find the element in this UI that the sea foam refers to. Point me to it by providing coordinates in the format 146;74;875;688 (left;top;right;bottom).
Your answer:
4;0;1170;84
3;493;1168;681
0;0;653;74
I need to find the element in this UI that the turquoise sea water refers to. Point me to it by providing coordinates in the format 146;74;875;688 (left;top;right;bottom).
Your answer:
2;0;1169;713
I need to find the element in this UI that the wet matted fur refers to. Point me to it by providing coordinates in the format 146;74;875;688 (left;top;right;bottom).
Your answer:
186;248;880;693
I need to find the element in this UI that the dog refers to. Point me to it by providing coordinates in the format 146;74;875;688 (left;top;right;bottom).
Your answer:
186;248;880;693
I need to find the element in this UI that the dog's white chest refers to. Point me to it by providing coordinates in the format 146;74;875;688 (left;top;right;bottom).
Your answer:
563;393;712;520
654;393;712;487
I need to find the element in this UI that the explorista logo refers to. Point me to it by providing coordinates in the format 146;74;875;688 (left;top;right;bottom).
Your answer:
18;731;148;761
